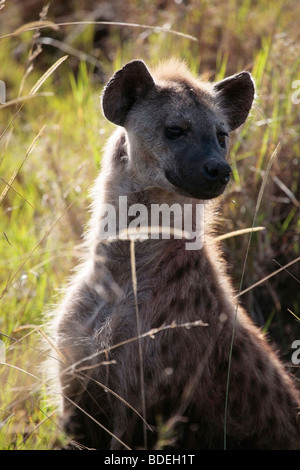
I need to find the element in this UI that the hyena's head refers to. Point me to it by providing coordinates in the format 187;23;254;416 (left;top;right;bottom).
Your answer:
102;59;255;200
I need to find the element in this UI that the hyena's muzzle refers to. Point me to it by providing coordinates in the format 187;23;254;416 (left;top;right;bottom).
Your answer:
165;139;232;200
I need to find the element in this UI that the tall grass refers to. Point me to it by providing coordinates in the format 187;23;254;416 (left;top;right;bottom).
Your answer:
0;0;299;449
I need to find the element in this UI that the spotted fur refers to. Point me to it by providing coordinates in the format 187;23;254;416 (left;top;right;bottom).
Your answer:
51;60;300;450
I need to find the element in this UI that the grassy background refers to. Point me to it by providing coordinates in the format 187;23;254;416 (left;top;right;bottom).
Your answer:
0;0;300;449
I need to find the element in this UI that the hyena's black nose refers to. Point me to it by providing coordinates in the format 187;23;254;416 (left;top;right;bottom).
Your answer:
203;160;231;185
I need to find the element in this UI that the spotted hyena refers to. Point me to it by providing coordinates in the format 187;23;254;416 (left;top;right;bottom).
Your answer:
51;59;300;450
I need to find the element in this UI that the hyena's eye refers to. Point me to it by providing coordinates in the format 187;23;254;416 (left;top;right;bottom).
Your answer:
217;131;229;149
165;126;186;140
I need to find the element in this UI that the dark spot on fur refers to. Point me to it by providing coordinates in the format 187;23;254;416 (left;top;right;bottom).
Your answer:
175;298;187;313
255;356;266;374
205;298;212;311
167;262;192;284
194;294;201;308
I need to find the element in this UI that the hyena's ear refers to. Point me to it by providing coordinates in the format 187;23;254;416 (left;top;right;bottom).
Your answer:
214;72;255;131
102;60;156;126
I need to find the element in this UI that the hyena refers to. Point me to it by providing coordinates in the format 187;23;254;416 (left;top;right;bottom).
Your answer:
52;59;300;450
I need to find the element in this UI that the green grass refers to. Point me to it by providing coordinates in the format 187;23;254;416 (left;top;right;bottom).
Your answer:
1;0;300;449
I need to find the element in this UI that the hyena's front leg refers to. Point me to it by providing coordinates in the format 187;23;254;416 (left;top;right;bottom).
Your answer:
59;362;114;449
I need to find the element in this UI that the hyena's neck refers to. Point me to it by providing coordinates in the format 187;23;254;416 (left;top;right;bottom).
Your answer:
92;178;208;271
87;128;213;288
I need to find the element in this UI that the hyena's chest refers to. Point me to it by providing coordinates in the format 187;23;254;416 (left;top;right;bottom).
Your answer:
104;245;224;400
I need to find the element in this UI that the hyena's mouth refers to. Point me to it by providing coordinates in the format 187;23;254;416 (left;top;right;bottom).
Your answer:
165;169;229;200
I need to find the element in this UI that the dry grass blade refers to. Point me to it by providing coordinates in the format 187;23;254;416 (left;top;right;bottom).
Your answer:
272;258;300;284
14;324;66;363
53;319;207;445
76;371;152;432
254;143;281;213
36;37;103;69
224;142;280;449
24;123;47;155
0;21;198;42
29;55;68;95
272;175;300;208
0;169;17;205
0;177;34;208
0;194;76;299
0;361;42;381
237;255;300;297
287;309;300;322
12;20;59;36
58;319;208;374
130;239;147;449
57;21;198;42
215;226;266;241
64;396;131;450
0;124;46;205
0;56;67;141
0;92;53;109
16;410;58;449
0;361;130;450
